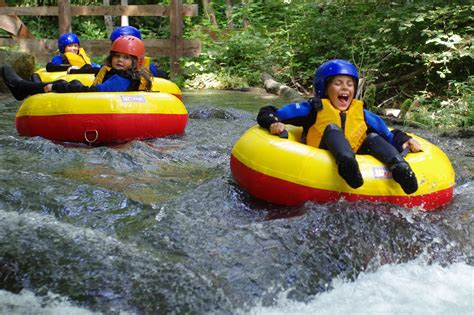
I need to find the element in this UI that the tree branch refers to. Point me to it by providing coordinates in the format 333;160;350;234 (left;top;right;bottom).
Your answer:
374;68;425;89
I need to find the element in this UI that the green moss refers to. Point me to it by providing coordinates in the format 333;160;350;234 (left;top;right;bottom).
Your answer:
400;99;413;118
362;84;377;112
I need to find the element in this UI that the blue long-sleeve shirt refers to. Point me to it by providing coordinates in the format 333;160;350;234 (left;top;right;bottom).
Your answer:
51;68;138;93
257;98;411;152
94;74;132;92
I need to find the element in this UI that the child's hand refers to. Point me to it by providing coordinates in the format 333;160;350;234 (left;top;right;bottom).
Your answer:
43;84;53;93
403;138;422;152
67;66;80;73
270;122;286;135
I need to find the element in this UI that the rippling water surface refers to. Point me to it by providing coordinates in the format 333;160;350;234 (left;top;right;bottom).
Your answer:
0;90;472;314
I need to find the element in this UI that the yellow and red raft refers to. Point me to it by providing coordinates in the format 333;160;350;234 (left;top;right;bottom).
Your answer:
16;91;187;145
230;125;455;211
32;68;183;100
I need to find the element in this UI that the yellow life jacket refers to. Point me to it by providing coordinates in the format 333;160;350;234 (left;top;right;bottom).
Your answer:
143;56;151;69
306;98;367;151
63;48;91;67
92;66;149;91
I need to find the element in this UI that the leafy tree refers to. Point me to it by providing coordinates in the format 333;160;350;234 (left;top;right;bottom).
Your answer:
185;0;472;128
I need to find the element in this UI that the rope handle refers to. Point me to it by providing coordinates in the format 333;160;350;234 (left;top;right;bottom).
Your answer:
84;129;99;144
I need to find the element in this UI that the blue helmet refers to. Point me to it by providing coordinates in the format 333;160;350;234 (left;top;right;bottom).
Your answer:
110;26;142;42
313;59;359;98
58;32;80;53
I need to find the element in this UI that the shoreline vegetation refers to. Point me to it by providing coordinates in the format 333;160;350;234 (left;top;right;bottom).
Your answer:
0;1;472;131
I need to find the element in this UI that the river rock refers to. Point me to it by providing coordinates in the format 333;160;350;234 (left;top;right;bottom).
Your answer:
0;51;36;93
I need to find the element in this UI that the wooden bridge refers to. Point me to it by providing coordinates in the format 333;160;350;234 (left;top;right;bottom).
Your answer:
0;0;201;78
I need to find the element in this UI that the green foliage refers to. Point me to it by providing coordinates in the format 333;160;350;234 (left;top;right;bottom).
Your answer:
72;18;107;40
400;98;413;119
184;72;248;90
20;16;59;39
185;23;275;88
363;85;377;113
408;76;473;129
3;0;472;129
187;0;472;129
372;2;473;91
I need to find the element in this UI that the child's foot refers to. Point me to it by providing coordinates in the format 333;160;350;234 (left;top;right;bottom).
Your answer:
338;155;364;188
2;65;27;100
390;161;418;194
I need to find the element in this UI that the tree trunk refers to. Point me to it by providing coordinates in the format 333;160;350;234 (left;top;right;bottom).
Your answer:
201;0;217;26
58;0;72;34
121;0;129;26
262;73;301;100
374;69;425;89
225;0;233;29
241;0;250;27
103;0;114;38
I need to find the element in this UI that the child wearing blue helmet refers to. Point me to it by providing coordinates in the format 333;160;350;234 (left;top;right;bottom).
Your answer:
110;26;169;79
46;32;100;73
257;59;421;194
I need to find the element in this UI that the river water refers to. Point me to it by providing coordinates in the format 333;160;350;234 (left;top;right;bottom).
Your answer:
0;90;472;314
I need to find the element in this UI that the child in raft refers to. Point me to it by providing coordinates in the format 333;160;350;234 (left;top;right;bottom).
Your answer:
46;32;101;73
257;59;421;194
110;25;169;79
2;35;153;100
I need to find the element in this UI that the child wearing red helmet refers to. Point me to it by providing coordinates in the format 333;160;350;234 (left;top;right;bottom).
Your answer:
2;35;152;99
257;59;421;194
110;26;169;79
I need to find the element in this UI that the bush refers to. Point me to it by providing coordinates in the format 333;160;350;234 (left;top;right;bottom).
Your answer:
408;76;473;129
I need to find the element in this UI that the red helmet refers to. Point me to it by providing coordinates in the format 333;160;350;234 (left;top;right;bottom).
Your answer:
111;35;145;67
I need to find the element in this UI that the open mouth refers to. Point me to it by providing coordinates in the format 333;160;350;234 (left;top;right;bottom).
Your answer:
338;93;349;103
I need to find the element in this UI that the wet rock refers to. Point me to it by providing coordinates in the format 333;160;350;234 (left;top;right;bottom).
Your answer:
0;257;23;294
0;51;35;93
189;108;237;120
440;127;474;139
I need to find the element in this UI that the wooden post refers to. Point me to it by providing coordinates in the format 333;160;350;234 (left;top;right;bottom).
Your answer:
121;0;129;26
169;0;183;79
0;3;200;68
58;0;71;34
103;0;114;37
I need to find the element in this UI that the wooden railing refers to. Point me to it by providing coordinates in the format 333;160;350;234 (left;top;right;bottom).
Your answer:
0;0;201;78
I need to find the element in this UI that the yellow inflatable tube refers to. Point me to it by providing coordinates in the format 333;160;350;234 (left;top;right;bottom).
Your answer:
230;125;455;211
16;92;188;145
32;68;182;99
